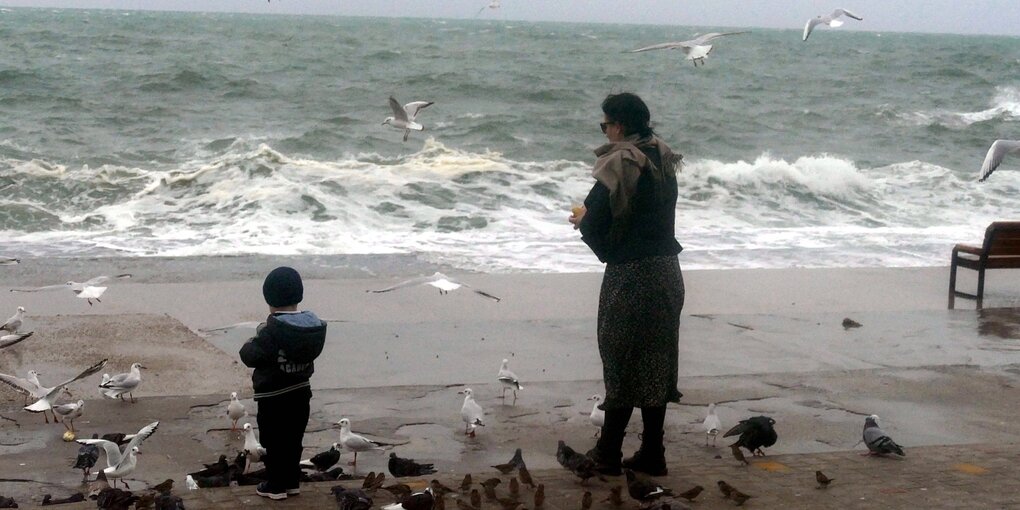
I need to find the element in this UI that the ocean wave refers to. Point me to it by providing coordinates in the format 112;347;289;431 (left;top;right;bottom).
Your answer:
886;85;1020;128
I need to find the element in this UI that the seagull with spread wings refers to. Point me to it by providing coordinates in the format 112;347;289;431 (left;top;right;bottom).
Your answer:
17;359;108;423
10;274;132;305
803;9;863;41
77;421;159;487
978;139;1020;181
368;272;501;302
629;31;750;67
383;96;434;142
0;368;69;415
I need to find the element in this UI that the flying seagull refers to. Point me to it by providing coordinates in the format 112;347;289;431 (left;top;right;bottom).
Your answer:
383;96;434;142
10;274;132;305
629;31;750;67
0;331;32;350
476;0;500;16
0;256;20;265
803;9;863;41
0;368;71;419
368;272;501;302
978;139;1020;181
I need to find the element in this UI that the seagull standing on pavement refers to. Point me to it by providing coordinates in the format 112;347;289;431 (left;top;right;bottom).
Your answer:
588;395;605;438
497;359;522;403
98;363;145;402
704;403;722;446
339;418;385;465
226;392;246;432
459;389;485;437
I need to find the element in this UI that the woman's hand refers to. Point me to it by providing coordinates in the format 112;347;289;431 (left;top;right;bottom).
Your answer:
568;205;586;230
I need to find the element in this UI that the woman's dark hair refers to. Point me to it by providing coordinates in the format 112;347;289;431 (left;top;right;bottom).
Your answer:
601;92;654;138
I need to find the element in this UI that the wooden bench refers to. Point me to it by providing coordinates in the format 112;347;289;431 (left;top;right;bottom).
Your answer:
949;221;1020;309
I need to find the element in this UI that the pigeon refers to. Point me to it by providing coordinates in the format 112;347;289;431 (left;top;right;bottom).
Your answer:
73;434;101;481
604;486;624;506
88;470;111;498
863;415;905;456
301;443;343;472
188;455;228;478
588;395;605;437
581;491;592;510
302;467;348;483
803;8;863;41
979;140;1020;181
703;403;722;446
382;96;434;142
816;470;834;488
382;487;435;510
0;331;32;350
52;399;85;432
339;418;385;465
624;469;672;502
0;306;24;333
96;487;138;509
459;389;485;437
154;492;185;510
389;452;437;477
491;448;525;474
98;363;145;402
242;423;267;472
629;31;750;67
459;474;472;493
677;485;704;502
724;415;777;456
23;359;108;422
533;484;544;508
556;440;605;484
226;392;246;431
77;421;159;488
10;273;132;305
332;486;374;510
497;359;523;403
518;465;535;488
369;272;501;302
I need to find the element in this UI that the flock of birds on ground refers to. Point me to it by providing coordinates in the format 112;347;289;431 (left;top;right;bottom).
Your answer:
0;287;909;508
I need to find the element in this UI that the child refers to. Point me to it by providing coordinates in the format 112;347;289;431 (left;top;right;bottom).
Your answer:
240;266;327;500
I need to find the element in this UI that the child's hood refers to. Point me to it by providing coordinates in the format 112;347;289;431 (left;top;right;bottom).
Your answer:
268;311;327;362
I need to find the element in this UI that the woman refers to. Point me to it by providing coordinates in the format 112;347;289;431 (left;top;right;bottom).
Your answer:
569;92;684;477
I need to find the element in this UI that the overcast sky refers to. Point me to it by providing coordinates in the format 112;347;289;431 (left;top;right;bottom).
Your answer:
3;1;1019;37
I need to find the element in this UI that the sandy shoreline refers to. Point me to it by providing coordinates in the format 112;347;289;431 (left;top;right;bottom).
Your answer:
2;258;1020;505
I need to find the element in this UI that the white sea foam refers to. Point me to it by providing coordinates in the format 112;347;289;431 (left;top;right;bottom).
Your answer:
891;85;1020;128
1;141;1017;272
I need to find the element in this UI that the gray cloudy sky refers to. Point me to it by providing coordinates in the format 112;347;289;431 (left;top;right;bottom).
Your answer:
3;0;1019;36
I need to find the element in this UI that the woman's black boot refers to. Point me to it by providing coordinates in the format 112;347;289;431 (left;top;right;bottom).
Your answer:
622;406;668;476
585;407;631;476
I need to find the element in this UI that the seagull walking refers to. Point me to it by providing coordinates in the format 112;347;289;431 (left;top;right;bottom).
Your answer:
0;306;24;333
803;8;863;41
10;273;132;305
459;388;485;437
978;139;1020;181
629;31;750;66
862;415;905;456
497;359;522;403
226;392;246;431
53;399;85;432
98;362;145;402
383;96;434;142
339;417;385;465
368;272;501;302
703;403;722;447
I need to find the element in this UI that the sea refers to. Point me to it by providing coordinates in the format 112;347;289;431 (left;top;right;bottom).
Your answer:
1;8;1019;273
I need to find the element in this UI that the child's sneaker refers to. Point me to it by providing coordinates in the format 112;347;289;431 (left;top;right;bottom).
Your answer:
256;482;288;500
286;486;301;496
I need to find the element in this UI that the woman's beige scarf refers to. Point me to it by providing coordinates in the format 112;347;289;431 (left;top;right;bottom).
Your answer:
592;134;681;219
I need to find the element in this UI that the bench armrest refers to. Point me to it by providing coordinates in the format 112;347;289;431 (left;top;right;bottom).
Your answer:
953;244;983;256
